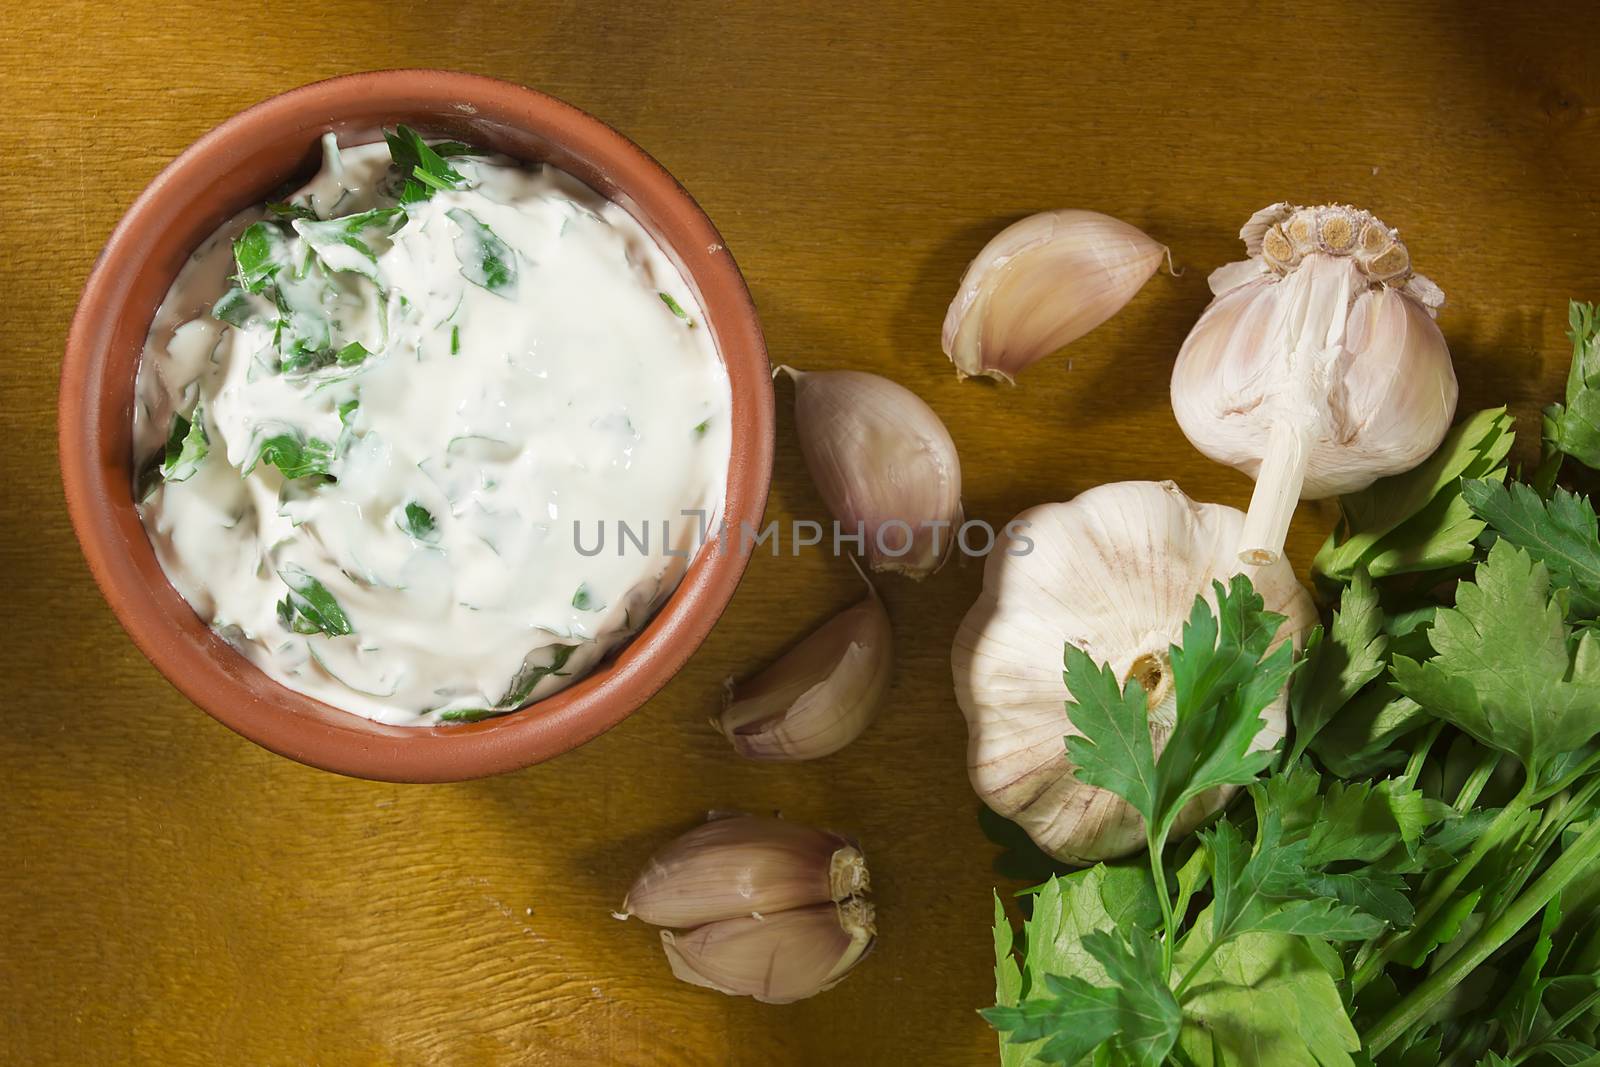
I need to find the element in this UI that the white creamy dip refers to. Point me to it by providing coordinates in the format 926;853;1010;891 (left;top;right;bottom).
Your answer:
133;132;731;725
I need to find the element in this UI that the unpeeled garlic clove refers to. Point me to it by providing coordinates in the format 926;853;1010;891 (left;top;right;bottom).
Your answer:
660;898;877;1004
942;210;1169;382
1172;202;1458;565
718;569;892;760
780;367;962;578
622;815;869;927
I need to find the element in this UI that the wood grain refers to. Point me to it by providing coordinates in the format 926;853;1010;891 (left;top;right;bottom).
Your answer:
3;1;1596;1063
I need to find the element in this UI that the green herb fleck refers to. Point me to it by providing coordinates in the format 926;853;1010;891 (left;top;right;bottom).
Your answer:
336;341;371;368
658;291;695;326
277;348;337;375
498;644;577;708
246;429;335;480
693;418;710;437
572;584;601;611
271;282;334;366
428;140;486;158
211;287;256;327
292;208;405;281
159;403;209;483
399;502;438;542
450;324;460;356
232;221;290;294
446;208;517;296
436;707;499;724
383;125;466;204
265;201;318;221
275;565;352;637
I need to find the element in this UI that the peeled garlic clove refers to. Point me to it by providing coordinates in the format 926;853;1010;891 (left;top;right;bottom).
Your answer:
718;570;892;760
942;210;1169;382
1172;202;1459;565
660;899;876;1004
951;481;1316;863
781;367;962;578
623;815;869;928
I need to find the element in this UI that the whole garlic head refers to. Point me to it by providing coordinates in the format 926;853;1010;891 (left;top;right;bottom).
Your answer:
1171;203;1459;565
951;481;1315;864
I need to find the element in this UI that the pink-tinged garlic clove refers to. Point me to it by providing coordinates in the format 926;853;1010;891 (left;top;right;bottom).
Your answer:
660;899;877;1004
622;815;869;929
941;210;1169;382
781;367;963;579
717;570;892;761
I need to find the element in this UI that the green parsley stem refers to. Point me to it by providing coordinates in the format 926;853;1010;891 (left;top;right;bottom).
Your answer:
1147;820;1179;980
1171;937;1221;1002
1400;720;1444;788
1532;748;1600;805
1502;771;1600;904
1352;779;1535;992
1452;748;1501;812
1367;815;1600;1055
1508;986;1600;1064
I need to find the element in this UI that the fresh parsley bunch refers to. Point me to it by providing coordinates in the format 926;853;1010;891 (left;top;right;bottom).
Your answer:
985;301;1600;1066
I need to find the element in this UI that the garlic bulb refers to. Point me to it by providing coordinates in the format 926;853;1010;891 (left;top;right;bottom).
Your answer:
1171;203;1458;565
951;481;1316;863
781;367;963;578
942;210;1169;382
622;815;868;927
661;899;876;1005
717;568;892;760
624;814;876;1003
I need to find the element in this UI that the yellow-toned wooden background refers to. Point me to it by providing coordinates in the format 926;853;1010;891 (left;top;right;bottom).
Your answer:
3;2;1596;1063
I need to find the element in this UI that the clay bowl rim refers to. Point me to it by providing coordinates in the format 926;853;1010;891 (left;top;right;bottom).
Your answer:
58;69;774;783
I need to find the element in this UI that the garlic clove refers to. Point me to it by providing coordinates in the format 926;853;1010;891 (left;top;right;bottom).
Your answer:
718;569;892;761
941;210;1169;382
622;815;869;928
1172;202;1458;565
951;481;1316;863
660;899;876;1004
781;367;963;578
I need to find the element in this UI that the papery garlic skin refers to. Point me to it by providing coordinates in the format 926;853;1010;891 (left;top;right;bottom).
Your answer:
951;481;1316;864
1172;203;1458;565
660;899;876;1004
782;367;963;578
622;815;869;928
942;210;1168;382
718;572;892;760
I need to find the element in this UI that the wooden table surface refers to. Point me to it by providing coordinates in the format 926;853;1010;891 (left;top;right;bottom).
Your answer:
4;2;1597;1063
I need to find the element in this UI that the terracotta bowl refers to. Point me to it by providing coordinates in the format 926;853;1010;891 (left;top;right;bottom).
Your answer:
59;71;773;782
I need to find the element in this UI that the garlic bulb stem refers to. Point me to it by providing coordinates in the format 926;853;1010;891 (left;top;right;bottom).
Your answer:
1240;418;1312;566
